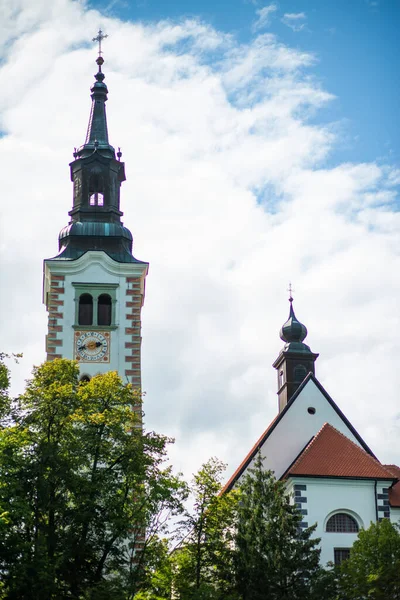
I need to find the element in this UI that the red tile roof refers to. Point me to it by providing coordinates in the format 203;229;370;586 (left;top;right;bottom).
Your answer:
384;465;400;508
286;423;396;480
221;375;377;495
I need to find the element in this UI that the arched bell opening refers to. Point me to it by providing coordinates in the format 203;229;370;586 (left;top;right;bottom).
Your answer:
78;293;93;326
97;293;112;326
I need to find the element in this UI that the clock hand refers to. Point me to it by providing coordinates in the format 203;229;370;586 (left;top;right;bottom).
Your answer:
95;342;102;347
78;344;87;351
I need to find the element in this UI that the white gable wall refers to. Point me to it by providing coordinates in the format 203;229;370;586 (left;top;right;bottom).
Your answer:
253;379;365;480
287;477;394;566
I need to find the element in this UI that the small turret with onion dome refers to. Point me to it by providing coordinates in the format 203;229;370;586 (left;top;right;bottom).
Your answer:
273;288;319;413
280;296;311;353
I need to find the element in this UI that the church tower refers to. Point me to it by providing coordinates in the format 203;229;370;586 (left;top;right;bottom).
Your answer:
272;296;318;412
43;39;148;387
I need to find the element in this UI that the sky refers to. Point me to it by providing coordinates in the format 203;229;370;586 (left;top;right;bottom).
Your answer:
0;0;399;483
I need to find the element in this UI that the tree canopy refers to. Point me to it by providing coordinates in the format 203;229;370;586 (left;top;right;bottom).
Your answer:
234;453;323;600
0;359;185;600
1;355;399;600
339;518;400;599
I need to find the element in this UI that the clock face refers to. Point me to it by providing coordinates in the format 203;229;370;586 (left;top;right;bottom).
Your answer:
75;331;110;363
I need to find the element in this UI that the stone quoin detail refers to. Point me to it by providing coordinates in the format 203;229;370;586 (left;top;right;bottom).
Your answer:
46;275;65;360
124;276;144;390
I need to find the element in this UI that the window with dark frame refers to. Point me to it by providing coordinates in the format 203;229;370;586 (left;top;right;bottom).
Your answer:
326;513;359;533
78;293;93;326
334;548;350;566
97;293;112;326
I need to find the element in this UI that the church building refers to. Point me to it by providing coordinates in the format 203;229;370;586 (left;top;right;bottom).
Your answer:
223;296;400;566
42;39;399;569
43;40;148;388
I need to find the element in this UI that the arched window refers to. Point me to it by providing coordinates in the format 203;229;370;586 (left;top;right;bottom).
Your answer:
89;192;104;206
97;293;112;326
78;293;93;326
294;365;307;383
326;513;359;533
88;170;104;206
79;375;91;383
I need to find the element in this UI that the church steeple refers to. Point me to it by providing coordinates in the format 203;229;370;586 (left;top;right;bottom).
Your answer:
84;56;111;151
273;294;319;412
54;39;141;264
43;37;148;389
81;29;112;155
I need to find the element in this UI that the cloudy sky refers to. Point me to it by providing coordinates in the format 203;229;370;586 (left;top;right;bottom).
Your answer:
1;0;399;481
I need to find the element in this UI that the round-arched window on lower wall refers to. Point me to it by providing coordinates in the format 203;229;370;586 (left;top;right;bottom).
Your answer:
79;375;91;383
326;512;359;533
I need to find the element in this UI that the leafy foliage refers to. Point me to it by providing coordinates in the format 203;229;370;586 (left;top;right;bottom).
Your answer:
339;518;400;599
0;359;185;600
172;458;239;600
234;453;323;600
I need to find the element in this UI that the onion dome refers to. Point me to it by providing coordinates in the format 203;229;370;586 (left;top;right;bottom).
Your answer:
280;297;308;343
279;297;312;354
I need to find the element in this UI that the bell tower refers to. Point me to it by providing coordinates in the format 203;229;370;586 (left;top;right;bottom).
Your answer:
273;295;318;412
43;35;148;388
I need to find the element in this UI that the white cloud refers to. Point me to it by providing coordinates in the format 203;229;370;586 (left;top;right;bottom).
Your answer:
0;0;399;483
282;12;307;32
252;4;278;32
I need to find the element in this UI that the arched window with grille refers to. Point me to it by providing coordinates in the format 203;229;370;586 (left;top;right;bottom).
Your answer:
326;513;359;533
78;293;93;326
97;293;112;326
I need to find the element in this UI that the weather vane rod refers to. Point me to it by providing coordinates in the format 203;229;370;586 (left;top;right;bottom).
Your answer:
93;29;108;56
287;282;294;302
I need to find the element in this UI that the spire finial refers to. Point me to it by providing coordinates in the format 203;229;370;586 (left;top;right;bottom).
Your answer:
287;282;294;303
93;29;108;58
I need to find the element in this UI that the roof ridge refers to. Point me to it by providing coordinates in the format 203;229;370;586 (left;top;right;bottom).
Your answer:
324;425;396;477
288;422;330;473
288;423;395;479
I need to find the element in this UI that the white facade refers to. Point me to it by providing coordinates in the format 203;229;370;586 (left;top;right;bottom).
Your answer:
227;373;400;565
43;250;147;385
255;379;364;480
286;477;394;566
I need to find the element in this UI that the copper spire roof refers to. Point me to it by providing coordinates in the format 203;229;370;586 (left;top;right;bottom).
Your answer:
286;423;396;480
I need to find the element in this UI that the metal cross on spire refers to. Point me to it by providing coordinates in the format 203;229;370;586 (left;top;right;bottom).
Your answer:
93;29;108;56
287;282;294;302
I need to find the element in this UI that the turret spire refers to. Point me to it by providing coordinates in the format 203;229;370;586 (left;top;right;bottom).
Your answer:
273;289;319;412
76;32;114;159
50;39;145;264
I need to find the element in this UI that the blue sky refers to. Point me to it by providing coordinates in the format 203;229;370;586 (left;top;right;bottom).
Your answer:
1;0;400;478
90;0;400;168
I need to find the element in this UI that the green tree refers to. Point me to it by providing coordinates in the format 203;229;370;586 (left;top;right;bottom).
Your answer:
133;536;174;600
0;359;185;600
173;458;239;600
234;453;322;600
339;518;400;599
